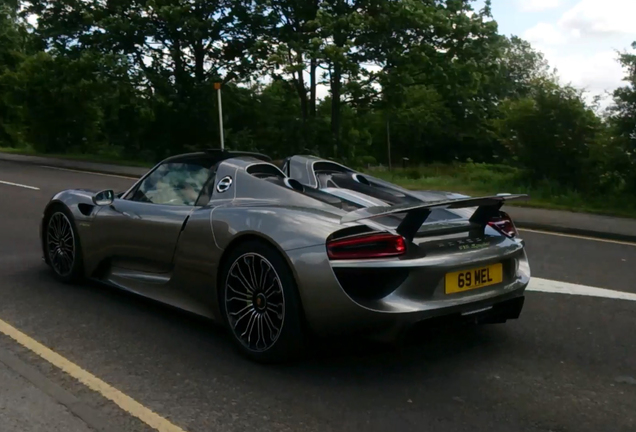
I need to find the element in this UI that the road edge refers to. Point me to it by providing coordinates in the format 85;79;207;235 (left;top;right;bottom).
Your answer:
0;152;147;178
515;222;636;244
0;344;120;432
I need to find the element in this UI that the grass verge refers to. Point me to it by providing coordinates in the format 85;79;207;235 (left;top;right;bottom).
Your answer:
363;163;636;219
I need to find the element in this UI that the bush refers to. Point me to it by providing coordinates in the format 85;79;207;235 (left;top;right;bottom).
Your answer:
404;168;422;180
353;155;377;169
495;80;603;191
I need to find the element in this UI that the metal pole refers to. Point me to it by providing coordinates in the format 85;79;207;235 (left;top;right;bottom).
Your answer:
217;87;225;150
386;117;391;170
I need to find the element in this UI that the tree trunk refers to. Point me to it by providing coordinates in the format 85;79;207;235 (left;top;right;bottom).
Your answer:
289;51;308;122
172;37;184;92
330;61;341;158
295;52;308;122
194;39;205;83
193;1;205;83
309;57;317;117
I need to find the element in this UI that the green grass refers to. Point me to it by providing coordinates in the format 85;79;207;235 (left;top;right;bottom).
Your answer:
363;163;636;219
2;147;635;218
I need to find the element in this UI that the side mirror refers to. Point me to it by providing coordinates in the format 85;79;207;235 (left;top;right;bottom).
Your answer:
92;189;114;206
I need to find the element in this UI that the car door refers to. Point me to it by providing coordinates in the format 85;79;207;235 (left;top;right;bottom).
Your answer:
92;160;213;272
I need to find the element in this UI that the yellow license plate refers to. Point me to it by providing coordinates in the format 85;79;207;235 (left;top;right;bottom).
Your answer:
445;263;503;294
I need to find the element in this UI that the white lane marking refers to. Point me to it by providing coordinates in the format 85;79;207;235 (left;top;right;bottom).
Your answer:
0;180;40;190
40;165;139;180
519;228;636;247
527;277;636;302
0;318;189;432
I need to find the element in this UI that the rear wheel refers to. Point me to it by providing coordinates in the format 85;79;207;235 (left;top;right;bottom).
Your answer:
219;240;305;363
44;206;84;283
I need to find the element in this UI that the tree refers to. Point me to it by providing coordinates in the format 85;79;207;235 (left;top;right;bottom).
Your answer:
23;0;265;152
259;0;320;119
2;0;631;206
0;0;30;145
356;0;508;163
495;79;603;190
26;0;260;83
314;0;369;157
495;35;554;99
1;51;148;154
606;42;636;192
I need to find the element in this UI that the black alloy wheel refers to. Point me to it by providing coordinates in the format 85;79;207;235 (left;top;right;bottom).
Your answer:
220;240;305;363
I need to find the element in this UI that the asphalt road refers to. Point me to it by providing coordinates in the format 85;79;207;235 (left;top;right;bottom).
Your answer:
0;160;634;432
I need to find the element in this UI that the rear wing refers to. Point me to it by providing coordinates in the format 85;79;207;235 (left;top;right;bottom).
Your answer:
340;194;529;241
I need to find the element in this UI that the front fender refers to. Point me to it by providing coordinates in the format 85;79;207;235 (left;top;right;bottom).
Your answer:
40;189;103;266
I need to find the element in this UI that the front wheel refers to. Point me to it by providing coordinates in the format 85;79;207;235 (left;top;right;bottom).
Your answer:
44;206;84;283
219;240;305;363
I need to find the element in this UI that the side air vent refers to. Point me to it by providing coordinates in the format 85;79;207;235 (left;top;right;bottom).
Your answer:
352;174;371;185
284;178;305;192
333;267;410;301
314;161;353;174
246;163;286;179
78;203;95;216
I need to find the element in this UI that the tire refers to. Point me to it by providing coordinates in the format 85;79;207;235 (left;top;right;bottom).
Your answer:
43;205;85;284
219;240;305;363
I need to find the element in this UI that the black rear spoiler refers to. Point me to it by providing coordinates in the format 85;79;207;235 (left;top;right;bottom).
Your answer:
340;194;529;241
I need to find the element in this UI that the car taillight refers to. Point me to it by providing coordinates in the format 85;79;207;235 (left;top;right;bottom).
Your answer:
327;233;407;260
488;211;517;238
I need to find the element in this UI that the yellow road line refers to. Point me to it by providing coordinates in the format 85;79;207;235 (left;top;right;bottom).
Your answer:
0;318;188;432
519;228;636;247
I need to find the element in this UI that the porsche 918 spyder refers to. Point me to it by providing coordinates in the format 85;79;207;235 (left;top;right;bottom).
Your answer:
40;149;531;362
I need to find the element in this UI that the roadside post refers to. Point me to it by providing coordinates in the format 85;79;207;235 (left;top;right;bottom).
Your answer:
214;82;224;150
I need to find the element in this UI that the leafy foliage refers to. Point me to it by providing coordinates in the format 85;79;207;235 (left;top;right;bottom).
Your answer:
606;42;636;193
495;79;603;190
0;0;635;206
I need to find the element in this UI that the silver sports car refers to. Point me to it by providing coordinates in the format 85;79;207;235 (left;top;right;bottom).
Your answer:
41;150;531;362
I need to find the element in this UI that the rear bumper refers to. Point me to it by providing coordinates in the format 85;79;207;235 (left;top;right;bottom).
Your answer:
403;294;525;334
467;294;525;324
287;242;530;339
324;291;527;341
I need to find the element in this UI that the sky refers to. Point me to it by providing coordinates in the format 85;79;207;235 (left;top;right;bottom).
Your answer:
481;0;636;105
